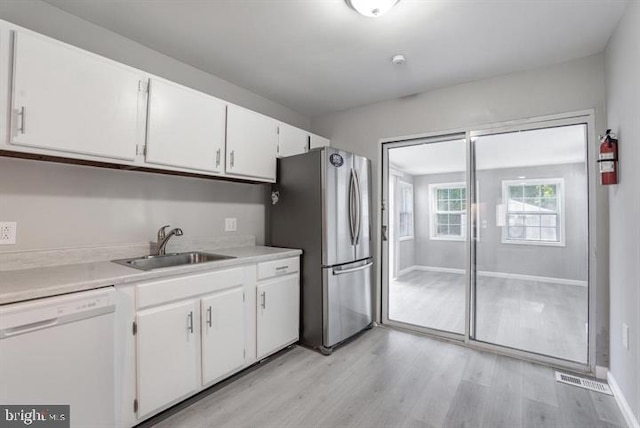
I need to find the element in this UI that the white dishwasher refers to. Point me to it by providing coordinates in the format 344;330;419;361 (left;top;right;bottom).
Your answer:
0;287;116;428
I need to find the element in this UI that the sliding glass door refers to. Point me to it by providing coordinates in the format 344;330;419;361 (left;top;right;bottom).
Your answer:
472;124;589;363
382;117;592;367
383;136;468;336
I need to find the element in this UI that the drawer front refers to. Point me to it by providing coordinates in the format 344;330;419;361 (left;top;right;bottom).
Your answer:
137;267;245;309
257;257;299;280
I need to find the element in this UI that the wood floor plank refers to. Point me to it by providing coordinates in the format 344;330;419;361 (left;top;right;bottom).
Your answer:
147;328;624;428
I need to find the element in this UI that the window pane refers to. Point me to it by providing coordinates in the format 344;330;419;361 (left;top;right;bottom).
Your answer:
437;200;449;211
437;189;448;199
437;214;449;225
524;185;540;198
524;215;540;226
508;214;524;226
450;188;461;199
541;184;556;197
523;197;541;211
449;225;461;236
540;214;557;227
450;200;462;211
540;227;557;241
525;227;541;240
449;214;462;225
437;225;449;235
461;188;466;199
508;226;525;239
540;197;557;211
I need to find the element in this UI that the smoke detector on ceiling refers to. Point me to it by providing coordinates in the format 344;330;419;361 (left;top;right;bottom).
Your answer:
392;54;406;65
346;0;400;18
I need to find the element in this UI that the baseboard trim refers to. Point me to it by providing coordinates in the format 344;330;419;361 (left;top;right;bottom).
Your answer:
608;371;640;428
414;265;465;275
595;365;608;380
405;265;587;287
477;270;588;287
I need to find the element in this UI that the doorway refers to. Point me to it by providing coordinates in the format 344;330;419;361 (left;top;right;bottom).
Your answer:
381;115;593;368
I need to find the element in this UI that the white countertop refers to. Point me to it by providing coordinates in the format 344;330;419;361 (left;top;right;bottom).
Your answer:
0;246;302;305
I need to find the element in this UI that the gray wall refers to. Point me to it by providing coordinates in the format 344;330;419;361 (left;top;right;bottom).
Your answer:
604;0;640;420
413;164;588;281
0;1;311;253
0;158;268;251
311;54;609;365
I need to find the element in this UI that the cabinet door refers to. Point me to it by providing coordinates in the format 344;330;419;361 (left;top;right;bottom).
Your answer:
10;31;141;161
146;78;226;173
136;300;198;418
278;123;309;157
226;104;278;181
309;133;330;149
201;287;245;385
256;275;300;360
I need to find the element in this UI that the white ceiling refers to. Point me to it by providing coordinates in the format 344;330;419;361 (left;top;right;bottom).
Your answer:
43;0;627;118
389;124;586;175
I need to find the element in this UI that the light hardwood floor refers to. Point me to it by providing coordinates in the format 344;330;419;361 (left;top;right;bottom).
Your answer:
389;270;588;363
145;327;624;428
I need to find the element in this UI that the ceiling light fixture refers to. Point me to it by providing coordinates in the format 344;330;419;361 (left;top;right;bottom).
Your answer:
392;54;406;65
346;0;400;18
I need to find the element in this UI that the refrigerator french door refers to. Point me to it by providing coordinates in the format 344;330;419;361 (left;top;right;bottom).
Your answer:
271;147;373;354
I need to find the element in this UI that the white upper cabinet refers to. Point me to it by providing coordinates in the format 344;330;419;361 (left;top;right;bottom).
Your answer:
145;77;226;173
278;123;309;157
10;30;142;161
309;133;330;149
226;105;278;181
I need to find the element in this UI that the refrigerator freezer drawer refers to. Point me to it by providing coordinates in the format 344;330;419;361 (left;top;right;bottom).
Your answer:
323;259;373;348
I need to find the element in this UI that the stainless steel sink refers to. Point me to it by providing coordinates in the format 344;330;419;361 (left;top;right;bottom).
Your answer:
112;251;236;271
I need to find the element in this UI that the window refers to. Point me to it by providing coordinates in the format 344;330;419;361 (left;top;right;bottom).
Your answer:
502;178;564;246
397;181;413;240
429;182;466;241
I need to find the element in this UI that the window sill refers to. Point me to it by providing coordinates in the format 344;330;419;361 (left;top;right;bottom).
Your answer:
429;236;466;242
399;236;414;242
501;239;566;248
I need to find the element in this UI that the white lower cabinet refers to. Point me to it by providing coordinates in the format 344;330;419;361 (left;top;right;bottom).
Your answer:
201;287;246;385
136;300;199;418
256;274;300;360
125;257;299;425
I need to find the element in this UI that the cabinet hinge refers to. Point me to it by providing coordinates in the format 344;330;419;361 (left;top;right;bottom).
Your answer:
133;399;138;413
132;321;137;336
138;79;149;93
276;126;280;135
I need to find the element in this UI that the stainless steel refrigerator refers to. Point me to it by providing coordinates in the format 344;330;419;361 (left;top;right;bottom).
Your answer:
270;147;373;355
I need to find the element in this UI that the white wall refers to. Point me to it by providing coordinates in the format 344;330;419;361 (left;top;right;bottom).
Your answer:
604;0;640;421
311;53;609;365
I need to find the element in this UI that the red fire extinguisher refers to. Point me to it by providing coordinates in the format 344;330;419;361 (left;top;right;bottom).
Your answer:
598;129;618;185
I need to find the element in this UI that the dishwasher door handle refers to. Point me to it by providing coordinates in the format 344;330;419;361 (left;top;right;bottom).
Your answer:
1;318;59;338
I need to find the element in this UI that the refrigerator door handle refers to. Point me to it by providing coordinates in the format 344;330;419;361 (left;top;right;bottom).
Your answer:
353;169;362;245
332;261;373;275
348;168;356;245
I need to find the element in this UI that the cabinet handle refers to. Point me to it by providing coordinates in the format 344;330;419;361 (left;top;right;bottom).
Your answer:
275;265;289;273
261;291;266;309
216;149;221;167
230;150;235;168
18;106;25;134
207;306;212;328
187;311;194;334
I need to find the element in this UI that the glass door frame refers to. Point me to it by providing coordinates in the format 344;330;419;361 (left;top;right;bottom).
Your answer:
379;109;597;374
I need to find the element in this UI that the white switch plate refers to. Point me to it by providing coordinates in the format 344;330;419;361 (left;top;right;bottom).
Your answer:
225;218;237;232
0;222;17;245
622;323;629;350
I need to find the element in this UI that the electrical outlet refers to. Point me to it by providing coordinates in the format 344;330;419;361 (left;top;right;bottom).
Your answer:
225;218;237;232
622;323;629;350
0;222;17;245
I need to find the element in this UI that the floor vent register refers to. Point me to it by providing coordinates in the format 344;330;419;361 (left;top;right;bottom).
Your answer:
555;372;613;395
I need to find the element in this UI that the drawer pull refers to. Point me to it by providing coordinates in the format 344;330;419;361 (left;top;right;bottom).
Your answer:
275;265;289;271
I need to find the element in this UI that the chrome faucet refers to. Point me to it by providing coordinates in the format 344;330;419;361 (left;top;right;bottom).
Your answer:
156;225;183;256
